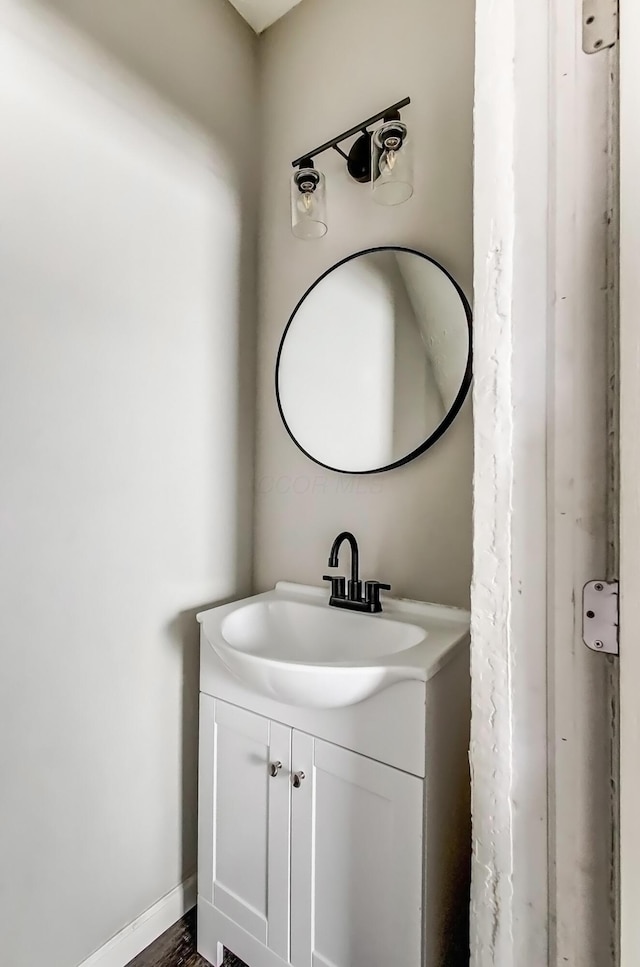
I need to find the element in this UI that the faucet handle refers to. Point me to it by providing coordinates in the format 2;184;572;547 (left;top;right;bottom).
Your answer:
323;574;346;599
364;581;391;613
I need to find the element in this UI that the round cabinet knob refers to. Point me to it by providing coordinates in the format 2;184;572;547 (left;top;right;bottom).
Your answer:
269;761;282;778
292;771;305;788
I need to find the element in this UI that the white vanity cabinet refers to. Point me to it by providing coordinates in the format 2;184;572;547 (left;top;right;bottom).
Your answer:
198;699;292;962
197;586;471;967
198;696;424;967
289;731;423;967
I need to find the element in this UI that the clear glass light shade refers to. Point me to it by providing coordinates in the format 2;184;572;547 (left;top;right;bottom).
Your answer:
291;167;328;240
372;120;414;206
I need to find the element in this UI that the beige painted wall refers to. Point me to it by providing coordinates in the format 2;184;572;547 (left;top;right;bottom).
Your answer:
254;0;475;607
0;2;257;965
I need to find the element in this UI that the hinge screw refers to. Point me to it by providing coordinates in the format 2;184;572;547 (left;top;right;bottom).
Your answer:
594;583;604;591
594;639;604;649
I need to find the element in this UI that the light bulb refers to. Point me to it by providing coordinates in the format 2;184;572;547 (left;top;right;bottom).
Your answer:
380;149;397;176
297;191;315;214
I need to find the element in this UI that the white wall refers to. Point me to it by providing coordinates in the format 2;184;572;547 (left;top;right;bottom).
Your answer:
470;0;549;961
254;0;475;608
0;2;257;965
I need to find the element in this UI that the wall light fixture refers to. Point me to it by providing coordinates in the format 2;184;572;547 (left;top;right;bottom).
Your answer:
291;97;412;240
291;159;328;240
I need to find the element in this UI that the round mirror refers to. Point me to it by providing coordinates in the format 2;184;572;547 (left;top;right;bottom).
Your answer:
276;246;472;474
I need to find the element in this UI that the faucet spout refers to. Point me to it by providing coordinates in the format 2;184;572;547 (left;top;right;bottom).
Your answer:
324;530;390;612
328;531;360;586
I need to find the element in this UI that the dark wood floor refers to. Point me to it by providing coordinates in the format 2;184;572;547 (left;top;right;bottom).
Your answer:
126;905;469;966
125;909;248;967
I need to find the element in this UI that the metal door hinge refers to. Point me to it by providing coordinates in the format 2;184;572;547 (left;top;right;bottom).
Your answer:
583;581;619;656
582;0;618;54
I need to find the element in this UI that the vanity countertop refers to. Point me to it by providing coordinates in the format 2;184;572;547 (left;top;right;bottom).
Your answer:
197;581;470;686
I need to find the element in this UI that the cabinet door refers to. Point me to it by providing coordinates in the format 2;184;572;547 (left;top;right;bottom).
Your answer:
198;697;291;961
290;733;424;967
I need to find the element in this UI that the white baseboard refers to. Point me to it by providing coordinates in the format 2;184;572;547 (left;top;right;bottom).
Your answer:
77;874;197;967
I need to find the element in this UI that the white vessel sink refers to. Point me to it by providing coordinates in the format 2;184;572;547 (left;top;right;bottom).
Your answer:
197;582;469;709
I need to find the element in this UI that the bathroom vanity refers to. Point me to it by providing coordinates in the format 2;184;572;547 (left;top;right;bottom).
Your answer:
196;240;474;967
196;582;470;967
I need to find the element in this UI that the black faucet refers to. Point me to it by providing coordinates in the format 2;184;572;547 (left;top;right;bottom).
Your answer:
323;531;391;614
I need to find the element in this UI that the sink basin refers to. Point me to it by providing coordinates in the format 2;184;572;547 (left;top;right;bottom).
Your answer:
222;600;425;662
198;582;469;709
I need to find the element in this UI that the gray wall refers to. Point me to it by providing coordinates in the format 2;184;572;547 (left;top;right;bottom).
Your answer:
254;0;475;607
0;1;257;964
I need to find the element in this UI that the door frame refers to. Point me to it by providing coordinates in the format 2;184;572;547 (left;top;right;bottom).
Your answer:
472;0;617;963
619;0;639;961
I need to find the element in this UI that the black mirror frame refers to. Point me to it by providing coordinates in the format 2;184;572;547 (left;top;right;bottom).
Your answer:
275;245;473;475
